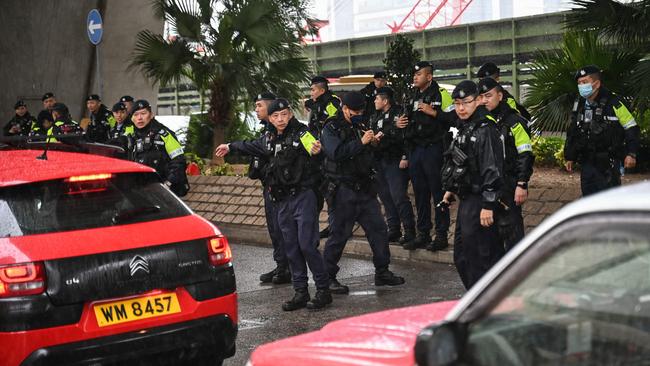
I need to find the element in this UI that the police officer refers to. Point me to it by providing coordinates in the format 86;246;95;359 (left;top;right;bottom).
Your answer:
370;86;416;246
108;102;135;143
4;100;36;136
129;100;190;197
215;99;332;311
564;65;640;196
440;80;505;289
51;103;81;135
308;76;341;137
321;91;405;294
479;77;534;251
86;94;116;143
396;61;453;251
120;95;135;113
476;62;531;121
29;110;55;139
360;71;388;117
250;92;291;285
41;92;56;114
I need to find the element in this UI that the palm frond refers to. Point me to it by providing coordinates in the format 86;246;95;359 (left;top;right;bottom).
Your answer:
566;0;650;46
130;30;195;86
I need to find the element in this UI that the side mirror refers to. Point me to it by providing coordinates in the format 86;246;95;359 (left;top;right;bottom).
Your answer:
414;321;466;366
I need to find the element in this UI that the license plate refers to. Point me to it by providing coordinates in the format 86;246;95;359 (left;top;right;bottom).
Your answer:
94;293;181;327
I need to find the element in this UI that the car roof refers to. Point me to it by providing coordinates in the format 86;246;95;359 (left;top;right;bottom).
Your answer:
447;180;650;320
0;150;155;187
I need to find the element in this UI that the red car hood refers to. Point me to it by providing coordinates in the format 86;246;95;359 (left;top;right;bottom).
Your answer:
250;300;458;366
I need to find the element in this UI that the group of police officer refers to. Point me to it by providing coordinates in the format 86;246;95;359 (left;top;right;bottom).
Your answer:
216;60;640;307
4;92;189;197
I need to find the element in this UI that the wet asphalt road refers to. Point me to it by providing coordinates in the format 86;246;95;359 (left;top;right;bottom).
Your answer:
225;242;465;366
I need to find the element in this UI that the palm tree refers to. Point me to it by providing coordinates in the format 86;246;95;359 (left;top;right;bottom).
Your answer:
566;0;650;112
130;0;314;163
526;31;643;132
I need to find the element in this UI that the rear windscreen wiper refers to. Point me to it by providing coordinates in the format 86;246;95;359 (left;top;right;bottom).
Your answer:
112;205;161;224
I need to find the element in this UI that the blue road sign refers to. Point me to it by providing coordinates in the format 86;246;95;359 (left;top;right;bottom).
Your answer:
87;9;103;45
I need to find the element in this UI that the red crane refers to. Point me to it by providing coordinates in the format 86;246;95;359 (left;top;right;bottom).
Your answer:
388;0;474;33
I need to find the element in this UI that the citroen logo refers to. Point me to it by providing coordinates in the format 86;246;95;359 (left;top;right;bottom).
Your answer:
129;255;150;276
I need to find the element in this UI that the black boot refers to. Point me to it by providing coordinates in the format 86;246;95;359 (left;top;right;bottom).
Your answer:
319;225;330;239
400;229;416;248
426;234;449;252
388;229;402;243
306;288;333;310
272;267;291;284
375;269;406;286
404;232;430;250
329;278;350;294
259;267;278;283
282;288;310;311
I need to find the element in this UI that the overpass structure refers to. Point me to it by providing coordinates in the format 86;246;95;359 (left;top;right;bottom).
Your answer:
157;11;567;114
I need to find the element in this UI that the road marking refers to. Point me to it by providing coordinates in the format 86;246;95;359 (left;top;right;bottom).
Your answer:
239;319;267;330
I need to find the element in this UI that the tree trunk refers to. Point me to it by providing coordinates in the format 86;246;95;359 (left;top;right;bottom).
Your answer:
208;80;232;166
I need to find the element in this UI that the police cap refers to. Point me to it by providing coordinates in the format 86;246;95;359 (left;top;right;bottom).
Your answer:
112;102;127;112
374;86;394;99
452;80;479;99
373;71;387;79
310;76;329;86
477;62;500;78
267;98;290;115
120;95;134;103
414;61;433;72
342;91;366;111
86;94;101;102
41;92;55;101
52;103;68;113
14;100;27;109
132;99;151;112
477;77;500;94
575;65;601;80
254;91;277;102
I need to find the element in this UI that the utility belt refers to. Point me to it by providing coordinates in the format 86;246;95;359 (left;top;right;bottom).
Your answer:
268;185;307;202
457;184;481;199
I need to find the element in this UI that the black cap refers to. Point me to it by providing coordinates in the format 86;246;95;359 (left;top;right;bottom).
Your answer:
342;91;366;111
112;102;127;112
267;98;290;115
414;61;433;71
132;99;151;112
373;71;387;79
477;62;500;78
478;78;500;94
575;65;601;80
14;100;26;109
254;91;277;102
374;86;394;99
52;102;68;113
86;94;101;102
42;92;54;101
310;76;329;85
452;81;479;99
120;95;134;102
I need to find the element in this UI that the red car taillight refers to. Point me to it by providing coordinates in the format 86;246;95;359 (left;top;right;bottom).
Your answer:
208;236;232;266
0;262;46;298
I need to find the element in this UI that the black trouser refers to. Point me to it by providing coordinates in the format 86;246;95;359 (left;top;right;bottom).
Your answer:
263;188;288;268
375;157;416;234
453;193;505;289
276;189;329;290
323;186;391;279
580;161;621;197
409;143;450;237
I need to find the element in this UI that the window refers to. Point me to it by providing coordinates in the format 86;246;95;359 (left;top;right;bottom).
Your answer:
465;217;650;365
0;173;191;237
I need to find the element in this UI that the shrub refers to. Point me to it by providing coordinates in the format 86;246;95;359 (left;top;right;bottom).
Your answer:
532;136;566;168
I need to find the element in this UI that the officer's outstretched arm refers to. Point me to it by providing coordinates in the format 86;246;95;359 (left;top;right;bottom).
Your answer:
321;125;364;161
478;126;504;210
228;135;267;157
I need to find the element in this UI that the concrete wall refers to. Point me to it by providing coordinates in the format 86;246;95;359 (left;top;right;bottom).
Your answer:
0;0;162;129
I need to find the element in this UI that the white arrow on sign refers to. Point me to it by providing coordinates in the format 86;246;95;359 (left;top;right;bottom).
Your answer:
88;20;102;35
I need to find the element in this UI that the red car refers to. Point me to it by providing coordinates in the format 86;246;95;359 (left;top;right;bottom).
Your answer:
250;181;650;366
0;146;237;365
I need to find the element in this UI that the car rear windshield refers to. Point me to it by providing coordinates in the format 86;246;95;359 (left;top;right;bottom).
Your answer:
0;172;191;237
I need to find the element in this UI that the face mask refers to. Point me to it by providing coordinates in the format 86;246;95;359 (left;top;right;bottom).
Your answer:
578;83;593;98
350;114;365;126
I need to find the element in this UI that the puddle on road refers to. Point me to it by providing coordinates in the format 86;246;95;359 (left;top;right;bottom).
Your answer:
349;290;377;296
239;319;267;330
